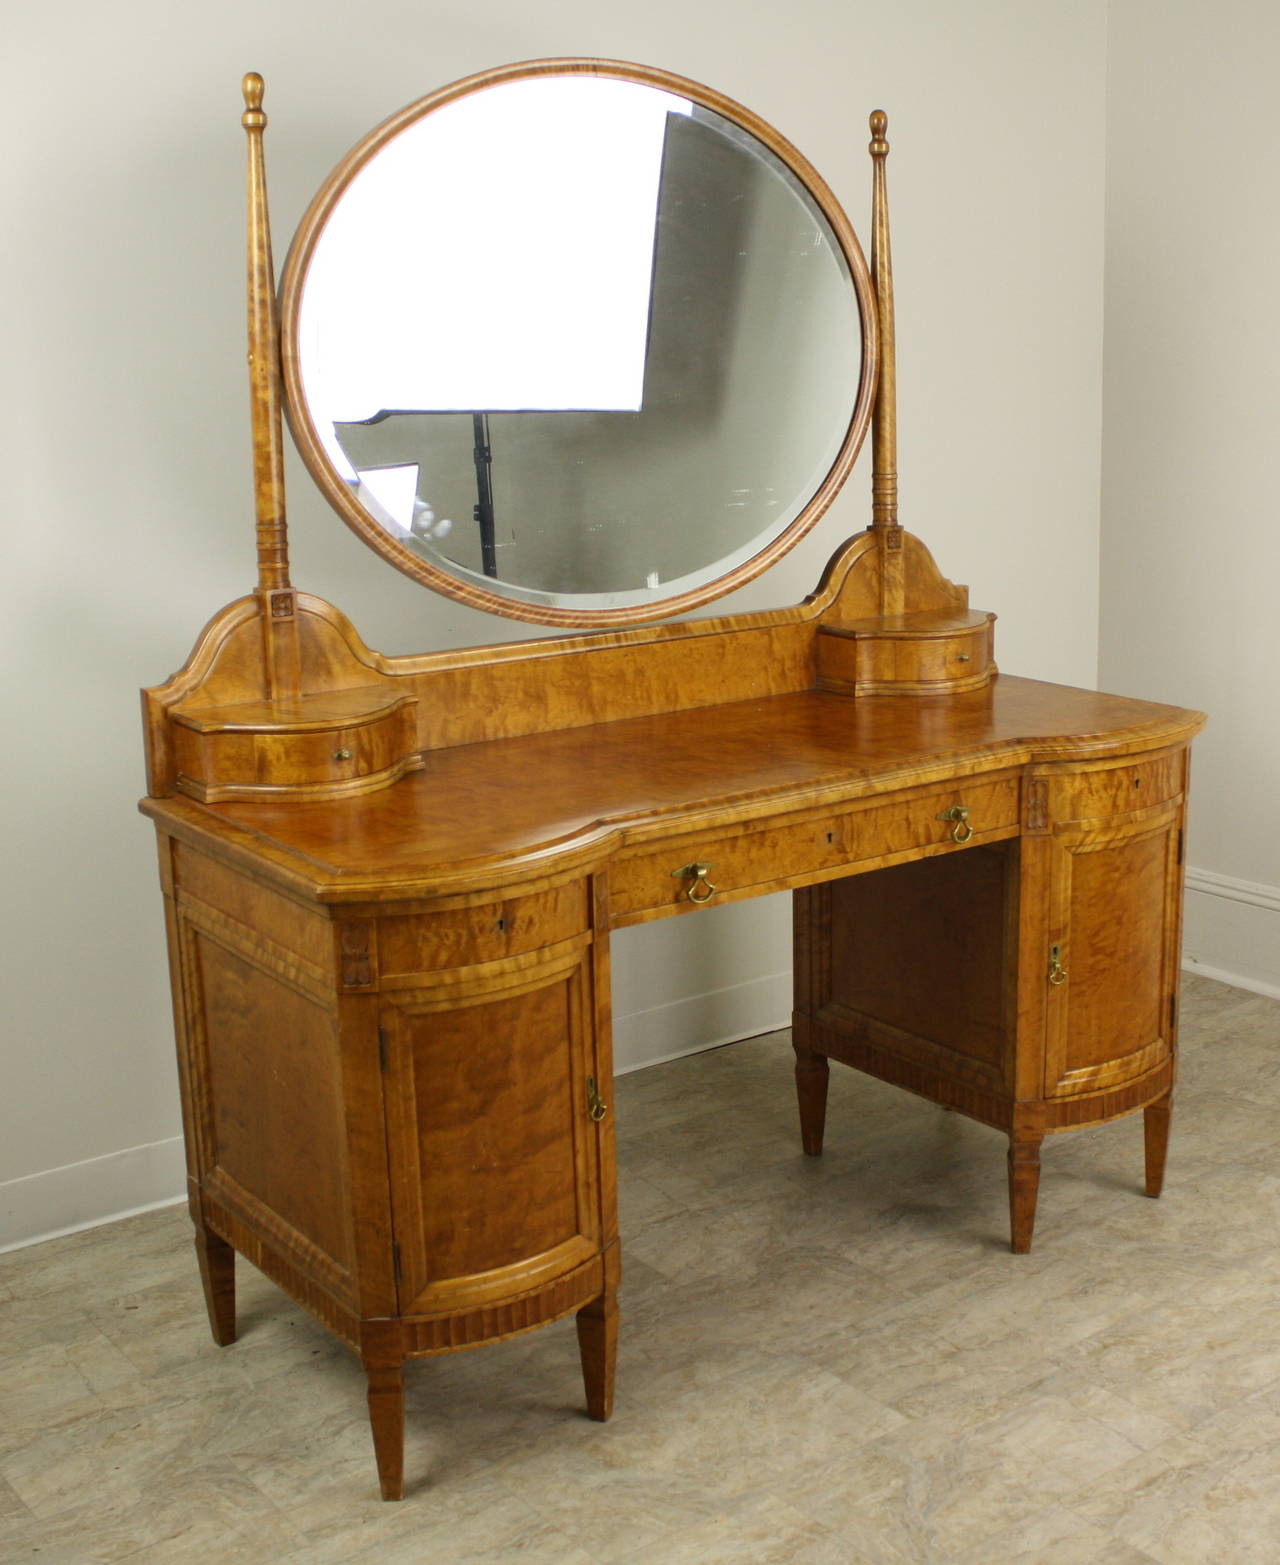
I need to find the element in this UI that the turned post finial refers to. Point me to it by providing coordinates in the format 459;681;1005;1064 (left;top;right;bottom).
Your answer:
241;72;266;128
869;109;889;156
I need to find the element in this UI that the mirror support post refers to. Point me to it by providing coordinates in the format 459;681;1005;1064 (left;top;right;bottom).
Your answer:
869;111;904;619
242;73;301;699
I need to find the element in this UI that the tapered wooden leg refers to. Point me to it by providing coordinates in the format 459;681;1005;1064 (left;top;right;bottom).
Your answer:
1143;1092;1173;1197
1007;1133;1043;1254
793;1043;830;1156
576;1289;618;1422
193;1222;236;1346
364;1362;405;1501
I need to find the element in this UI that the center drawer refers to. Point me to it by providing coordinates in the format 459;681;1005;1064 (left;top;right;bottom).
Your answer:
610;773;1022;923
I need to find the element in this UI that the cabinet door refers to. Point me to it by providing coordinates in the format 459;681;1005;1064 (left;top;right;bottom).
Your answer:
1041;802;1184;1100
380;935;607;1318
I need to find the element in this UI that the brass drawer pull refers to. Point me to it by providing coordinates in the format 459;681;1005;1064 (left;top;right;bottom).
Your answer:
671;861;717;903
936;805;974;844
332;748;354;761
586;1076;608;1122
1048;944;1068;986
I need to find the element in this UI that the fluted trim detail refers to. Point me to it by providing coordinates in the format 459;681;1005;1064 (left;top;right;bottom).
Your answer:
400;1259;605;1357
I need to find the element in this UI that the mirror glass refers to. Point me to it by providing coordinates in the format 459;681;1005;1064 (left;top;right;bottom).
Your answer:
283;67;873;622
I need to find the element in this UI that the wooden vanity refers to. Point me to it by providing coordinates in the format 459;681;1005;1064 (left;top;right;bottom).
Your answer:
140;63;1203;1500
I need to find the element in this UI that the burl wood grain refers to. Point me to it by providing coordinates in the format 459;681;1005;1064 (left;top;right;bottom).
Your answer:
191;935;354;1272
386;963;599;1308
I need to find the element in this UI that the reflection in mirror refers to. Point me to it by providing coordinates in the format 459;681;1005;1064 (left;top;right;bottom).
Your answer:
293;73;864;613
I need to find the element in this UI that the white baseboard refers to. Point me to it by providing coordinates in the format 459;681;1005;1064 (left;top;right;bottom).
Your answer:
1183;865;1280;999
0;1137;186;1255
1186;865;1280;916
1182;957;1280;1002
608;969;792;1075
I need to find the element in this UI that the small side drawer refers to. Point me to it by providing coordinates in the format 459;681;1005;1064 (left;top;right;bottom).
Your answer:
817;610;996;696
379;881;592;978
172;686;421;802
611;773;1021;922
1039;749;1187;826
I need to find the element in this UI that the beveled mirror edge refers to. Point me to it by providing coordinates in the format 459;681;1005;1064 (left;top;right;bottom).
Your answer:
276;57;880;628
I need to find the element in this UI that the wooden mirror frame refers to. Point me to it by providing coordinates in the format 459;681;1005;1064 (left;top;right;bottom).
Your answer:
277;58;880;628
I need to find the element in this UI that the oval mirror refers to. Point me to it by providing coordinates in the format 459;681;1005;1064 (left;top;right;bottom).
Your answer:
280;60;878;626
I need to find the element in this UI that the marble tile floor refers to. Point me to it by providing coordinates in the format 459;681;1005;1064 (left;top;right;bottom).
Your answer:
2;974;1278;1563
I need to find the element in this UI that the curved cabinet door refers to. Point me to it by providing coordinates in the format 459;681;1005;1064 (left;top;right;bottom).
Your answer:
1041;799;1185;1101
379;933;610;1324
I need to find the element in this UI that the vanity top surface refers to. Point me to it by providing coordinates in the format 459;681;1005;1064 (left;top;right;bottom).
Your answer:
142;676;1204;903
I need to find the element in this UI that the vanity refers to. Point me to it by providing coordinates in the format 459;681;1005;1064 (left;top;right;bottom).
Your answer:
139;60;1204;1500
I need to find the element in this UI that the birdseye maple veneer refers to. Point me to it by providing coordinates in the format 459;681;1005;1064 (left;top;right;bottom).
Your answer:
140;62;1203;1500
